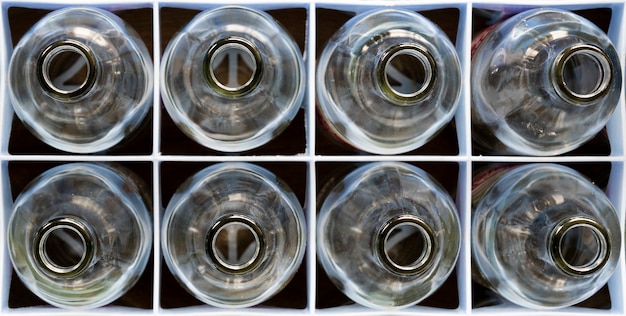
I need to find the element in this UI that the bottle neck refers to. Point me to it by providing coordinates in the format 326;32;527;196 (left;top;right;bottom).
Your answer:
34;217;95;278
205;214;266;274
203;36;263;98
375;43;437;105
548;216;611;276
375;214;436;276
37;39;98;100
551;44;613;105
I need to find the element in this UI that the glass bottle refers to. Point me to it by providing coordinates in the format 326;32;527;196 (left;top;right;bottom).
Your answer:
161;6;305;152
317;9;461;154
161;162;306;308
8;7;153;153
471;8;621;155
7;163;152;309
317;162;460;309
472;163;621;309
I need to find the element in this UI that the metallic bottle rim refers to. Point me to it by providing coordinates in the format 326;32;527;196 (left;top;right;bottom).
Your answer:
549;216;611;276
203;36;264;98
375;214;437;276
36;39;98;100
551;43;613;104
205;214;266;274
34;217;96;278
375;43;437;105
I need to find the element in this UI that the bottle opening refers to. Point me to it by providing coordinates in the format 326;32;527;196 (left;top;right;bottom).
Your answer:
204;37;263;97
551;217;610;275
35;217;94;277
377;215;435;275
554;44;612;103
206;215;265;274
37;40;97;99
377;44;436;105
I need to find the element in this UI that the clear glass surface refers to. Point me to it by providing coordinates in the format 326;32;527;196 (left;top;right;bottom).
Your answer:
8;7;153;153
7;163;152;309
317;9;461;154
472;164;621;309
161;162;306;308
471;8;621;155
161;6;305;152
317;162;460;309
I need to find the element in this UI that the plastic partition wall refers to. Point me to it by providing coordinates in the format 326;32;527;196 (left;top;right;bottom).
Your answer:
0;0;624;315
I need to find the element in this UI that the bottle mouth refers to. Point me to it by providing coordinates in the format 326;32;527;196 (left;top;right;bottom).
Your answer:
203;36;264;98
550;216;611;276
37;39;98;100
375;43;437;105
376;215;436;275
206;214;266;274
34;217;95;277
552;44;612;104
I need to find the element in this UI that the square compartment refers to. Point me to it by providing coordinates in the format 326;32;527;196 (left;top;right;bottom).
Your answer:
158;5;309;156
5;160;155;310
158;161;309;310
3;5;155;156
314;4;465;156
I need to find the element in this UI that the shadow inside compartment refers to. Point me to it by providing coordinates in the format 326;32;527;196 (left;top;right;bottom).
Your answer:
472;282;612;309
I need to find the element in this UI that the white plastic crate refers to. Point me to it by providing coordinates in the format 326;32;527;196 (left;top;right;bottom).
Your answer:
0;0;624;315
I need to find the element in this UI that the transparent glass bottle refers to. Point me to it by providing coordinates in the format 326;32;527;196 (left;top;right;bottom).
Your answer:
472;164;621;309
161;6;305;152
7;163;152;309
317;162;460;309
8;7;153;153
317;9;461;154
471;8;621;155
161;162;306;308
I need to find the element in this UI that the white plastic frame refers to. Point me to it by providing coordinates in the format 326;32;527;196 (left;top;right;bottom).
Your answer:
0;0;623;315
